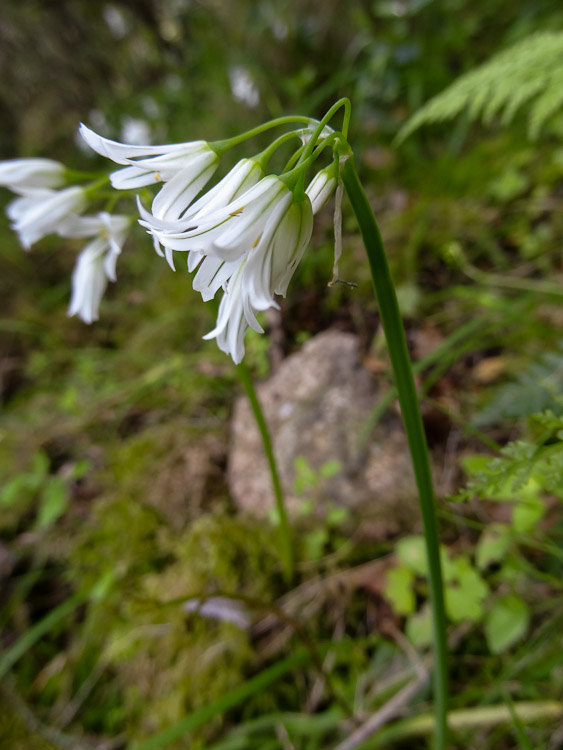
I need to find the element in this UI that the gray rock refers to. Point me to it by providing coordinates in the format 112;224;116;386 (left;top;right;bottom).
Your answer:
228;330;423;536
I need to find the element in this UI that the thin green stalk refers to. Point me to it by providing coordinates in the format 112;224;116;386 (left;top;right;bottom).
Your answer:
211;115;317;154
236;362;293;582
341;157;448;750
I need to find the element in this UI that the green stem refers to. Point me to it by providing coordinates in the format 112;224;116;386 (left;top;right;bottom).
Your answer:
341;157;448;750
212;116;317;154
236;362;293;583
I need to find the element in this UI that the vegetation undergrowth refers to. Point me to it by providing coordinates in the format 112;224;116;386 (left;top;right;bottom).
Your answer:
1;1;563;748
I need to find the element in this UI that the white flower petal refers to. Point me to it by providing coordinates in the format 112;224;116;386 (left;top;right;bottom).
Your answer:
9;187;87;249
0;158;65;191
150;152;219;220
79;123;204;164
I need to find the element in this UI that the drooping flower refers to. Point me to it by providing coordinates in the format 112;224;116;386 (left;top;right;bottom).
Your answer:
137;157;264;269
63;212;130;324
79;124;220;220
305;164;337;214
142;170;317;362
200;191;314;363
0;158;66;192
6;187;87;250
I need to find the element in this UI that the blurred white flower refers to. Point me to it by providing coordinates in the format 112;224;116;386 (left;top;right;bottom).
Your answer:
6;187;87;250
64;212;130;324
79;124;219;221
0;158;66;192
120;116;152;146
228;66;260;108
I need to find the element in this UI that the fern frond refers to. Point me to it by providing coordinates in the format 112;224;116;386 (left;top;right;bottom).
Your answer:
397;31;563;142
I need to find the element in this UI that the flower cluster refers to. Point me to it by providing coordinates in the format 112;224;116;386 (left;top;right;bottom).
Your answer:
1;117;341;362
0;157;130;323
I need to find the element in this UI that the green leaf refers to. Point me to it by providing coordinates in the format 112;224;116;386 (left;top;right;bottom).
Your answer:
293;456;318;494
453;556;489;601
384;566;415;616
36;477;69;529
326;506;349;526
319;459;342;479
406;604;433;647
485;594;530;654
476;525;511;569
396;536;427;576
303;529;329;561
445;586;484;623
512;495;546;533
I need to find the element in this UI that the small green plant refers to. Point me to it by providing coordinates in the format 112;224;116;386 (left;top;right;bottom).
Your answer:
0;450;90;532
384;532;531;654
398;31;563;142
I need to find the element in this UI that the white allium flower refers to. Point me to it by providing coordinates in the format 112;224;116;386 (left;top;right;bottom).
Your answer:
65;212;130;324
0;158;66;192
143;172;315;361
305;166;337;214
138;157;264;268
79;124;219;220
201;192;313;363
6;187;87;250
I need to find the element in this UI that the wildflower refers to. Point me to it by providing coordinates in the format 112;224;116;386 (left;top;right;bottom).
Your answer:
6;187;87;250
200;191;313;363
137;157;264;268
305;165;337;214
0;158;66;191
63;212;130;324
79;124;219;220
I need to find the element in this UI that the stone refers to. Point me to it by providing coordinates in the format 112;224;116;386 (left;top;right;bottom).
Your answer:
228;330;422;536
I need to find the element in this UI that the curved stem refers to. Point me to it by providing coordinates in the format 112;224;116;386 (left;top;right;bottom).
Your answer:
211;116;317;154
340;157;448;750
236;362;293;583
297;98;351;166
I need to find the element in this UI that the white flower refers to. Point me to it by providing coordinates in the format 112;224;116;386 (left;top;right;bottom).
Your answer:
305;165;337;214
147;175;290;258
6;187;87;250
79;124;219;220
0;158;66;192
65;212;130;324
137;157;264;268
201;193;313;363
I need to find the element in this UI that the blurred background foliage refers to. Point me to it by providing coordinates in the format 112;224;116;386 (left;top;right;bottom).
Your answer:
0;1;562;749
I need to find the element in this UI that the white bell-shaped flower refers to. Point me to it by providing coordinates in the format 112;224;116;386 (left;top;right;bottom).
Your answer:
65;212;130;323
79;124;220;221
6;187;87;250
0;158;66;192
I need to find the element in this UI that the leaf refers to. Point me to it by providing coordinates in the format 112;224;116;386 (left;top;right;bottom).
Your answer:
445;556;489;623
36;477;69;529
445;587;483;623
396;536;427;576
397;31;563;143
293;456;317;494
319;459;342;479
512;495;546;533
384;566;415;616
406;604;432;647
476;525;511;570
485;594;530;654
